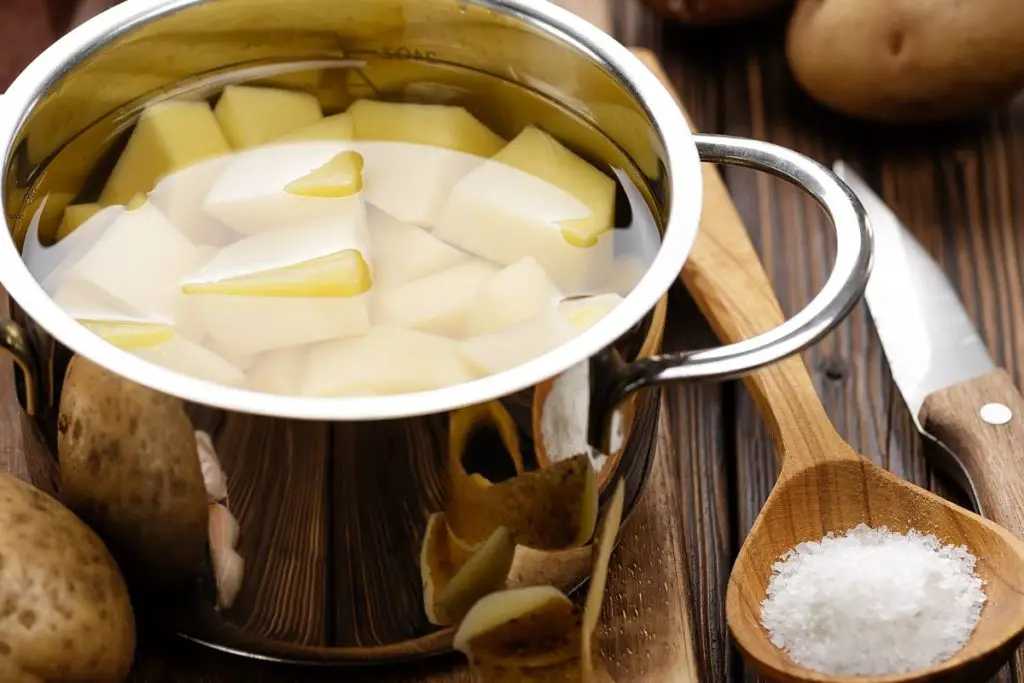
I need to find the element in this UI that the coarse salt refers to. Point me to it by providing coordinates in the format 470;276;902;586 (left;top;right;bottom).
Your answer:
760;524;986;677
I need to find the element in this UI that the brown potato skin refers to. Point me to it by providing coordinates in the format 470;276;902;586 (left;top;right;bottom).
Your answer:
58;356;208;595
786;0;1024;123
0;472;134;681
639;0;790;24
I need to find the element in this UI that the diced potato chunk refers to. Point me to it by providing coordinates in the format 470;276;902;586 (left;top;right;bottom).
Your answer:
461;309;576;376
491;126;616;248
100;100;231;206
301;326;479;396
244;347;305;395
57;203;102;241
201;337;257;372
348;100;504;157
285;151;364;198
203;142;354;234
149;155;238;246
459;291;622;378
59;200;202;324
373;261;497;337
214;85;323;149
367;207;470;287
276;113;354;143
459;257;563;338
359;142;487;228
600;256;647;297
559;293;623;332
29;205;121;288
434;148;614;292
50;277;141;321
80;320;176;350
188;295;371;357
133;335;246;386
182;207;372;297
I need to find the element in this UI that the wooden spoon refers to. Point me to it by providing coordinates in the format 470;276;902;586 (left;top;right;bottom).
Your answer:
633;50;1024;683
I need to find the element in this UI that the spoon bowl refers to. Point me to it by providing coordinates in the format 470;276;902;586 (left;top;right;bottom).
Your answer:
728;441;1024;683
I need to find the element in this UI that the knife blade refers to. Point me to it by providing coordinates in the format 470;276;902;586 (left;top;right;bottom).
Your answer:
835;160;1024;535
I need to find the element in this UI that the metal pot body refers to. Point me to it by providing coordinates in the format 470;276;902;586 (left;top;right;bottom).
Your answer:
0;0;871;664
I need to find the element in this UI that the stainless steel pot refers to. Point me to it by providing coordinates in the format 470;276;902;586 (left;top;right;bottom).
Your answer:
0;0;871;664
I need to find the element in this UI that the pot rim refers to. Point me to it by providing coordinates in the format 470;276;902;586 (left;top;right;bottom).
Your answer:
0;0;702;422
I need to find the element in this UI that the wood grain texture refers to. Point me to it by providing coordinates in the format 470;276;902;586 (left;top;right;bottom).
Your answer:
636;46;1024;683
4;0;1024;681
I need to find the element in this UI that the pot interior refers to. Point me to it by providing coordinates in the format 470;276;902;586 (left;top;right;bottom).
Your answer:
2;0;676;412
0;0;684;662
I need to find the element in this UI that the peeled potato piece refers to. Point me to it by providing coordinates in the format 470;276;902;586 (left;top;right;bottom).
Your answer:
492;127;615;249
29;204;122;288
359;141;492;228
447;448;598;551
285;151;364;198
373;260;497;337
215;85;323;149
460;257;563;338
133;335;246;386
244;346;306;395
80;319;176;349
600;255;647;298
203;142;356;235
434;127;615;292
100;99;231;206
149;155;238;247
367;207;470;287
454;480;625;683
349;99;505;157
188;295;371;358
461;308;576;376
559;293;624;332
300;326;479;396
59;199;203;325
182;207;372;298
420;512;515;626
348;100;504;226
275;112;354;143
57;202;102;241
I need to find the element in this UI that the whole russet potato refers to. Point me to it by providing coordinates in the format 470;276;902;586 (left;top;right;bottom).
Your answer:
0;472;134;681
58;355;209;594
786;0;1024;123
639;0;791;24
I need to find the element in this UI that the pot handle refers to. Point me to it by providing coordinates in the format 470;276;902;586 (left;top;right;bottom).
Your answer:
1;318;41;417
589;133;872;450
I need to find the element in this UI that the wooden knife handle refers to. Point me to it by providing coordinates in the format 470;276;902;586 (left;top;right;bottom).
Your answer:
920;369;1024;537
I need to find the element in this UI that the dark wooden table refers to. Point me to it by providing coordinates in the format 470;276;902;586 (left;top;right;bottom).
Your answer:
3;1;1024;681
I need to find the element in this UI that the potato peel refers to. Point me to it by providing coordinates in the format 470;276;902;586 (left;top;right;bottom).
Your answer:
454;585;580;666
420;512;515;626
447;448;599;550
582;479;625;680
453;479;627;683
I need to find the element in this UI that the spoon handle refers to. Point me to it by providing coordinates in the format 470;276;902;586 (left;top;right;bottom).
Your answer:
631;51;849;470
920;369;1024;537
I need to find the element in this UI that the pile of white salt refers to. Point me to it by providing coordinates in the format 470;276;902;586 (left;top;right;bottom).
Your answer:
760;524;986;676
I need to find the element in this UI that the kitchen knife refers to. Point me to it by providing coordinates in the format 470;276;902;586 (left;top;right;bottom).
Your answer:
835;161;1024;536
